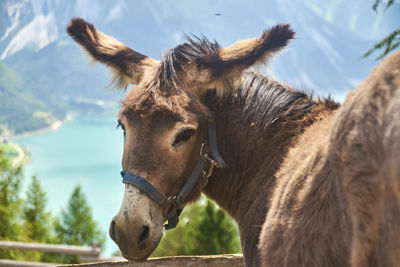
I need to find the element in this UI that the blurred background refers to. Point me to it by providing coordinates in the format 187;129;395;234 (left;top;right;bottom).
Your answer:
0;0;399;264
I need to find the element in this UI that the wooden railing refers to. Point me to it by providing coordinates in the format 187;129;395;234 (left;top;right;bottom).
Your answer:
60;254;244;267
0;240;121;267
0;241;244;267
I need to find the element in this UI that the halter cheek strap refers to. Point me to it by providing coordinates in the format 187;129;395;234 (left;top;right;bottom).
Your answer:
120;121;226;230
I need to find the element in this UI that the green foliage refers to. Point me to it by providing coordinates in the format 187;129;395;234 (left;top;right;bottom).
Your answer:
19;176;54;262
0;142;19;160
363;29;400;60
0;148;23;240
54;185;105;246
152;198;241;257
23;176;51;242
53;185;105;263
0;151;105;264
364;0;400;60
189;199;242;254
0;146;24;259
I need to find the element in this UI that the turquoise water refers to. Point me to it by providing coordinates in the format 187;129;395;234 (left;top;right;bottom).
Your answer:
13;115;125;256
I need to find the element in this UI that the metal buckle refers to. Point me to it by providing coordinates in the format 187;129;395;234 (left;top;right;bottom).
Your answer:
202;154;219;179
200;140;221;180
199;142;206;156
203;158;215;178
205;154;220;168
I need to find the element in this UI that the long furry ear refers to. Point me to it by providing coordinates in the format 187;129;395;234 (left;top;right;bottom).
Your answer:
67;17;156;87
197;24;295;79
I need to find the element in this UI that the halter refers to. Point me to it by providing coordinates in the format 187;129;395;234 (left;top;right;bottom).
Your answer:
120;120;226;230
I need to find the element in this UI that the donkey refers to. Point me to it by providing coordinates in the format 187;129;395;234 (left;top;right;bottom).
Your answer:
67;17;400;266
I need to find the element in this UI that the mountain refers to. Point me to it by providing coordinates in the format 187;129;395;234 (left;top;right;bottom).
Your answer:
0;0;399;135
0;59;65;135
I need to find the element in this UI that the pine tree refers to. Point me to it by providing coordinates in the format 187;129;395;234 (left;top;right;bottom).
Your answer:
0;146;24;259
364;0;400;60
53;185;105;263
0;147;23;239
52;185;105;263
23;176;51;242
54;185;105;246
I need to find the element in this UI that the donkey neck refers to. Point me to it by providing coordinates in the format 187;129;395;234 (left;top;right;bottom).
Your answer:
202;72;335;266
203;72;320;219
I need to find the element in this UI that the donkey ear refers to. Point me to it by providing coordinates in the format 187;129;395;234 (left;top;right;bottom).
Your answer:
67;17;157;88
197;24;294;87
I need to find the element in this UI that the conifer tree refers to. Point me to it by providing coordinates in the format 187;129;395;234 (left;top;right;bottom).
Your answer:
55;185;104;245
0;146;23;259
23;176;51;242
0;147;23;239
53;185;105;263
54;185;105;246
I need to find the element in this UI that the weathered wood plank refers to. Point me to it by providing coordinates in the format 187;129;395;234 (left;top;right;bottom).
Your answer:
0;259;64;267
0;241;100;257
60;254;244;267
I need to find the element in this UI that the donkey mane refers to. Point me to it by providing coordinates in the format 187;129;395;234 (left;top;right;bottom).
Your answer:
157;35;220;90
217;72;340;130
238;73;314;129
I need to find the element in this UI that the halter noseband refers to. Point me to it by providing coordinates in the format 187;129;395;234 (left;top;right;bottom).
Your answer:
120;120;226;230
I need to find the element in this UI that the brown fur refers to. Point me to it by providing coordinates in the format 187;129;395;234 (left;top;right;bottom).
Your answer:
67;18;400;266
198;24;295;78
67;17;157;87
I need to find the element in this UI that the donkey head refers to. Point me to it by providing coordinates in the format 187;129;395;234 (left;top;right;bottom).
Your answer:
67;18;294;260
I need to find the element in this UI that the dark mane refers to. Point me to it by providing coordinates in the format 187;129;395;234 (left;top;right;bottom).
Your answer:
232;72;339;130
156;36;221;90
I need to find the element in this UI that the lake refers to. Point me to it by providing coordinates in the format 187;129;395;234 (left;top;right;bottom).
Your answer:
14;115;125;256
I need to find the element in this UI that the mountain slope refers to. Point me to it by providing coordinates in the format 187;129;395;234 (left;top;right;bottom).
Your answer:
0;60;65;135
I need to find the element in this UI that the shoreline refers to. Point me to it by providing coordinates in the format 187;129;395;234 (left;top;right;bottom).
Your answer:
1;114;73;166
0;140;31;167
1;100;118;141
6;114;73;140
11;142;31;166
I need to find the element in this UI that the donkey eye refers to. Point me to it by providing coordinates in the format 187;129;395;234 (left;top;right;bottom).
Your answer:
173;129;195;147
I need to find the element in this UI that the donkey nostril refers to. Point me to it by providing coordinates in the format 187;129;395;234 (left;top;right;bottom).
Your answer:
138;225;150;243
109;220;117;242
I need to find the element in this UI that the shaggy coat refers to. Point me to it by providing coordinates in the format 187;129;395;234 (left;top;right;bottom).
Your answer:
67;17;400;266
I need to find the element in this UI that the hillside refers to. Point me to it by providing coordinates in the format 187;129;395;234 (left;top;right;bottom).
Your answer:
0;60;66;136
